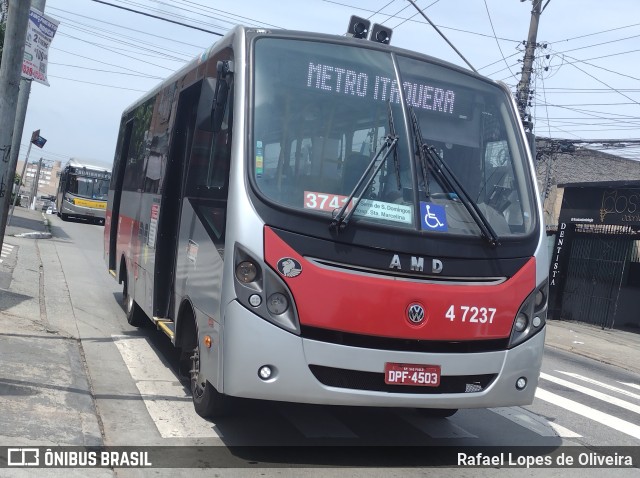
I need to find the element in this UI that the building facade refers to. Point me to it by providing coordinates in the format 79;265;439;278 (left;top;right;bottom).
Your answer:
15;159;62;204
537;145;640;331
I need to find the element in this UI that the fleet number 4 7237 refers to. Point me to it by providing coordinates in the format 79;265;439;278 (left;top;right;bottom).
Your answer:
446;305;497;323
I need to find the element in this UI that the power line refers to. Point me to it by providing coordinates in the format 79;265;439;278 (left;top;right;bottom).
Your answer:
154;0;283;29
88;0;223;35
118;0;232;32
551;21;640;44
49;62;163;79
48;6;206;49
392;0;440;30
482;0;517;80
322;0;521;42
564;59;640;107
56;13;196;60
47;74;148;92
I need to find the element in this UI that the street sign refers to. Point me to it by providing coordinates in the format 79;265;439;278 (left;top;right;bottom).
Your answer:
30;130;46;148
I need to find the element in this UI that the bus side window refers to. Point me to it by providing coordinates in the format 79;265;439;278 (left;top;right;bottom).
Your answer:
143;132;168;194
123;98;154;192
185;79;233;200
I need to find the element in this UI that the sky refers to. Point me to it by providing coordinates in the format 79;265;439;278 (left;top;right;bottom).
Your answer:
10;0;640;170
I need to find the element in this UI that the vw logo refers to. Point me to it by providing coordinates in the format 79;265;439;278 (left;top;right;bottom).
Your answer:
407;303;426;324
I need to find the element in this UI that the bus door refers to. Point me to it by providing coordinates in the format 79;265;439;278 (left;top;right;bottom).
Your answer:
154;59;234;320
153;82;201;319
107;118;134;272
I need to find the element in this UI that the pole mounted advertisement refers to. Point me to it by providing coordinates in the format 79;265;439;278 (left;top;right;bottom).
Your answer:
22;7;59;86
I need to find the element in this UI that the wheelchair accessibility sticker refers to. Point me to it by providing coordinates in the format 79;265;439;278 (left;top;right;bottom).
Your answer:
420;202;448;231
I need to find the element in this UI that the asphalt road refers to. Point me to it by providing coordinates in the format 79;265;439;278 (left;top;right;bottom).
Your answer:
1;212;639;477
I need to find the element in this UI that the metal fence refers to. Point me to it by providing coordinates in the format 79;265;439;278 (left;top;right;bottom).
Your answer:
560;225;638;329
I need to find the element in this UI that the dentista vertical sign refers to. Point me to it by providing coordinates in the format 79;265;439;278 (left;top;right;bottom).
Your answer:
548;184;640;319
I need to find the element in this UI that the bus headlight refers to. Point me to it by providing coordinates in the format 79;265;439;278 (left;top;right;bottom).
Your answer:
508;280;548;348
514;313;528;332
266;293;288;315
233;245;300;335
236;261;258;283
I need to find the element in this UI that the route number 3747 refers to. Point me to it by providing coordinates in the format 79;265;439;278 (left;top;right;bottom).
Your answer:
445;305;497;324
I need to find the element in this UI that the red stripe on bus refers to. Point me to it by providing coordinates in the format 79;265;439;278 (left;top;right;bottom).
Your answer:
264;226;535;341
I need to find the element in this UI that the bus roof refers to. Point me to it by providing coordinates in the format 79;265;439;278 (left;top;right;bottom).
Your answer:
120;25;494;118
66;158;111;173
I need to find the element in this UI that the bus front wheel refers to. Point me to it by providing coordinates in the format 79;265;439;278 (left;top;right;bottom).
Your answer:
189;343;231;418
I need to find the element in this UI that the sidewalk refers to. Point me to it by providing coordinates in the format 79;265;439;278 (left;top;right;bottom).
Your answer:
0;206;104;450
545;319;640;374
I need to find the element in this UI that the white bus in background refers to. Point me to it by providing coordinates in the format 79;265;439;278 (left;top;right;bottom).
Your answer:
56;158;111;225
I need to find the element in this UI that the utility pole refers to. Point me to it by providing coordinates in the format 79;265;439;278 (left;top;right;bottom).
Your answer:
0;0;30;250
515;0;543;133
7;139;32;225
2;0;46;236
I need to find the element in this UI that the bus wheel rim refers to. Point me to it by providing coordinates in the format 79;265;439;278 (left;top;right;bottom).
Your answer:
190;346;205;399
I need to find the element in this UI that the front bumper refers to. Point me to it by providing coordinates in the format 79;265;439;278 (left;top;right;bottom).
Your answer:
220;300;544;408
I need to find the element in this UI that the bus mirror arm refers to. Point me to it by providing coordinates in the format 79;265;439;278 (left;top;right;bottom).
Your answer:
195;60;233;133
211;80;229;134
212;61;234;133
195;78;217;132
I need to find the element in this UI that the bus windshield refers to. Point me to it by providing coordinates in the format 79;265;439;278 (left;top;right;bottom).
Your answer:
252;38;536;239
68;175;110;200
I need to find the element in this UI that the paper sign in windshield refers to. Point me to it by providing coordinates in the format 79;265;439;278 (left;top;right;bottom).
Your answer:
304;191;412;224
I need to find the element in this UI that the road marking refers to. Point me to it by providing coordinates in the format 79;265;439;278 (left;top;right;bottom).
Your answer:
535;388;640;440
112;335;221;439
491;407;581;437
541;372;640;415
1;243;14;264
395;410;477;438
618;381;640;392
555;371;640;401
277;405;357;438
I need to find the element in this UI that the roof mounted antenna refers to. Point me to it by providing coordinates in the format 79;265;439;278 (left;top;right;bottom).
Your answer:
405;0;478;74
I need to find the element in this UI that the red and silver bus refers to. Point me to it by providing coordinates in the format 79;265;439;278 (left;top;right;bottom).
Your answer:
105;25;548;418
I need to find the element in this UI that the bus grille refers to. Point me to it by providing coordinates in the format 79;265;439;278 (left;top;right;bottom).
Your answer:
301;326;509;353
309;365;496;394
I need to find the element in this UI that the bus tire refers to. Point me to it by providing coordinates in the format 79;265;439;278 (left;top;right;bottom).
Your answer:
122;270;146;327
189;342;231;418
60;213;68;221
415;408;458;418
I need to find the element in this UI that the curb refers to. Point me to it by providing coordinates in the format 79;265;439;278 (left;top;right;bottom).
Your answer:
13;231;52;239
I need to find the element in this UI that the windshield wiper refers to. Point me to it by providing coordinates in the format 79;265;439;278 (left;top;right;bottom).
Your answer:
387;102;402;191
408;107;500;247
330;104;399;232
